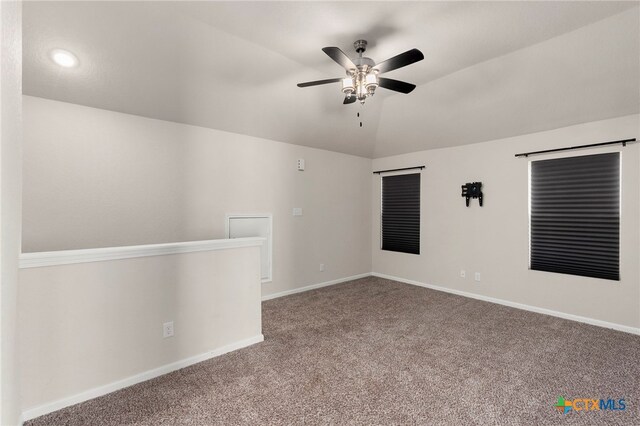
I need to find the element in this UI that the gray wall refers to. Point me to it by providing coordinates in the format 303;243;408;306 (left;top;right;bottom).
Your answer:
20;244;262;413
22;96;639;341
372;114;640;329
22;96;373;298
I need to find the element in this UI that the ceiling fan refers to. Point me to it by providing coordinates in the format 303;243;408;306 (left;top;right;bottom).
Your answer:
297;40;424;105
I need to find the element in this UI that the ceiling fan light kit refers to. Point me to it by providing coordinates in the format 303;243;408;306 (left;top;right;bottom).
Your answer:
297;39;424;105
341;40;379;104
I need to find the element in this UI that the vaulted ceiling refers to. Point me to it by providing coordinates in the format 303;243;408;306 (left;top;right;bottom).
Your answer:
23;1;639;158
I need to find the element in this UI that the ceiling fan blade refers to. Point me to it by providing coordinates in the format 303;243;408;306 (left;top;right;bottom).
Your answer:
297;78;342;88
322;47;357;70
343;96;356;105
372;49;424;74
378;77;416;94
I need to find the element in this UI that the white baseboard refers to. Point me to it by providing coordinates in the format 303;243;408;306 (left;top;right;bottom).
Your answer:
261;273;371;301
21;334;264;422
371;272;640;336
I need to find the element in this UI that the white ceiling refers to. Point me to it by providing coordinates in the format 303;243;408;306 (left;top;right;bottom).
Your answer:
23;1;640;158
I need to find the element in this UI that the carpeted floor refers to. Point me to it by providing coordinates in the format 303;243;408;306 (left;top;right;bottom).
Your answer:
28;277;639;425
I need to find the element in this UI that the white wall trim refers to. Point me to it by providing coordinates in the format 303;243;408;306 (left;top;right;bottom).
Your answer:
262;273;371;301
21;334;264;422
19;237;266;269
371;272;640;335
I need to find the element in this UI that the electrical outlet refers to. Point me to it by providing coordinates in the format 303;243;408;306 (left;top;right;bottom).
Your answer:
292;207;303;216
319;263;325;272
475;272;481;282
460;270;466;278
163;321;174;338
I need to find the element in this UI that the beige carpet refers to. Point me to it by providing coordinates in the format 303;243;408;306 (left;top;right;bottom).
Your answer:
28;277;639;425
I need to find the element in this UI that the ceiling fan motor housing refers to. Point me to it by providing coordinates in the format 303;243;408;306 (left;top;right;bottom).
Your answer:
353;57;375;69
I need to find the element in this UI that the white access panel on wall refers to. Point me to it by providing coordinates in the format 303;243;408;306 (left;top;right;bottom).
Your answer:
225;214;272;283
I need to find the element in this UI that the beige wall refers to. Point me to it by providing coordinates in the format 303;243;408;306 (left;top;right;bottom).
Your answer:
20;94;639;420
0;1;22;424
22;96;373;297
372;115;640;329
19;244;262;412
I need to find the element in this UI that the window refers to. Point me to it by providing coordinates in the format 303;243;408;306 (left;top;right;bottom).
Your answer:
529;152;620;280
381;173;420;254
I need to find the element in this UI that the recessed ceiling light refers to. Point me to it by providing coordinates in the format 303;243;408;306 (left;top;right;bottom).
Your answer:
50;49;79;68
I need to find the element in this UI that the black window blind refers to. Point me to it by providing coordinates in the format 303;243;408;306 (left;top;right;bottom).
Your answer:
530;152;620;281
382;173;420;254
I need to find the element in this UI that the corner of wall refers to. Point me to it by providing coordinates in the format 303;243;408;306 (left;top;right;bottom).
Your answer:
1;0;23;424
371;115;640;330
